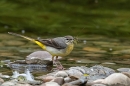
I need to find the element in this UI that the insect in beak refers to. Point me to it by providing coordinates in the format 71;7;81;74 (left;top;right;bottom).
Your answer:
73;37;78;44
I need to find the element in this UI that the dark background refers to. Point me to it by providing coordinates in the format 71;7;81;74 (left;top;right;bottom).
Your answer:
0;0;130;37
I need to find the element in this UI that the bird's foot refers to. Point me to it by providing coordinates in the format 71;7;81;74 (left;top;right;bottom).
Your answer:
53;60;65;71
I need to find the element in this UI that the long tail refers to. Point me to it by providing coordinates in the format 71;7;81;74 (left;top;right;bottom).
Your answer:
8;32;35;42
8;32;46;49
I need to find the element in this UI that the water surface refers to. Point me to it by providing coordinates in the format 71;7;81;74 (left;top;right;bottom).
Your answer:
0;34;130;75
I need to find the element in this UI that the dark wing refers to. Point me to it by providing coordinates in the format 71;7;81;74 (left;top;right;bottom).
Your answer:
36;37;67;49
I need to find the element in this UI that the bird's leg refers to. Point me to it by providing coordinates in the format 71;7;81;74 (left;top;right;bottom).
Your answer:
52;56;54;61
55;56;58;60
53;56;64;70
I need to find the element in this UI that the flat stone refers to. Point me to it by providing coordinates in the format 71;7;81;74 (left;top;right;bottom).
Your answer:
102;62;116;65
40;82;60;86
85;53;104;57
117;68;130;72
76;59;100;64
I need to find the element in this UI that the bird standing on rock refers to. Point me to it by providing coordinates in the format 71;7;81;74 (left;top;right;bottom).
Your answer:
8;32;76;70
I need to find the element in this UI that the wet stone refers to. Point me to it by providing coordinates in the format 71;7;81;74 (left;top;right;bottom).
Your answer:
91;84;107;86
8;60;53;72
52;77;64;85
117;68;130;72
26;51;62;64
101;62;116;65
0;78;4;85
76;59;100;64
42;76;55;82
40;82;60;86
84;53;105;57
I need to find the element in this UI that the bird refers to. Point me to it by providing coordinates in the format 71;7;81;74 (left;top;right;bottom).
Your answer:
8;32;76;70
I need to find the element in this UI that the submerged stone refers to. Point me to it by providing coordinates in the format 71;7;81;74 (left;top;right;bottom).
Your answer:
76;59;100;64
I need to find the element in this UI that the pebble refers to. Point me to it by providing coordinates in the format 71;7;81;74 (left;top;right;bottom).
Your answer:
17;83;32;86
43;76;55;82
117;68;130;72
122;72;130;78
42;74;64;85
40;81;60;86
64;77;72;83
0;78;4;85
91;84;107;86
1;80;17;86
55;71;68;78
62;83;78;86
0;73;10;78
26;51;62;62
52;77;64;85
87;73;130;86
1;65;130;86
101;62;116;65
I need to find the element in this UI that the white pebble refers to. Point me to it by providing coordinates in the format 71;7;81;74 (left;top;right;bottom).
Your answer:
40;82;60;86
94;73;130;85
55;71;68;78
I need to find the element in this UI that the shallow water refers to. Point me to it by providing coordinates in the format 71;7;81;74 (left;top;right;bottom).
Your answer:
0;34;130;75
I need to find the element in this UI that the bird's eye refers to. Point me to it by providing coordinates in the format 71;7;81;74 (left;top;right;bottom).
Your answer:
66;38;69;40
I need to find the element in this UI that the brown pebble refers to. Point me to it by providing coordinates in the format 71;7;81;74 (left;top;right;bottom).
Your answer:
52;77;64;85
122;72;130;78
87;73;130;86
55;71;68;78
64;77;72;83
40;82;60;86
17;83;32;86
0;78;4;85
43;76;55;82
91;84;107;86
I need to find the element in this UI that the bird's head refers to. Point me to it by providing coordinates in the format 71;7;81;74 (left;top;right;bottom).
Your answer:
64;35;77;45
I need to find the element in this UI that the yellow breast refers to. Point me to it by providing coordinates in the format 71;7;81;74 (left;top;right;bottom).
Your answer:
65;43;74;56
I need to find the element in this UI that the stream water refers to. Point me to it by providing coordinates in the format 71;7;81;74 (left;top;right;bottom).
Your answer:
0;33;130;76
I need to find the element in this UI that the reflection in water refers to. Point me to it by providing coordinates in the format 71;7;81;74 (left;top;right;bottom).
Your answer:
0;34;130;75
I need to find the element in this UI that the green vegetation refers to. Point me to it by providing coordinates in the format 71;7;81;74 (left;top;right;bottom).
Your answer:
0;0;130;37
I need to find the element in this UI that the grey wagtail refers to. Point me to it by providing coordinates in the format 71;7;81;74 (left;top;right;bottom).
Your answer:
8;32;76;69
